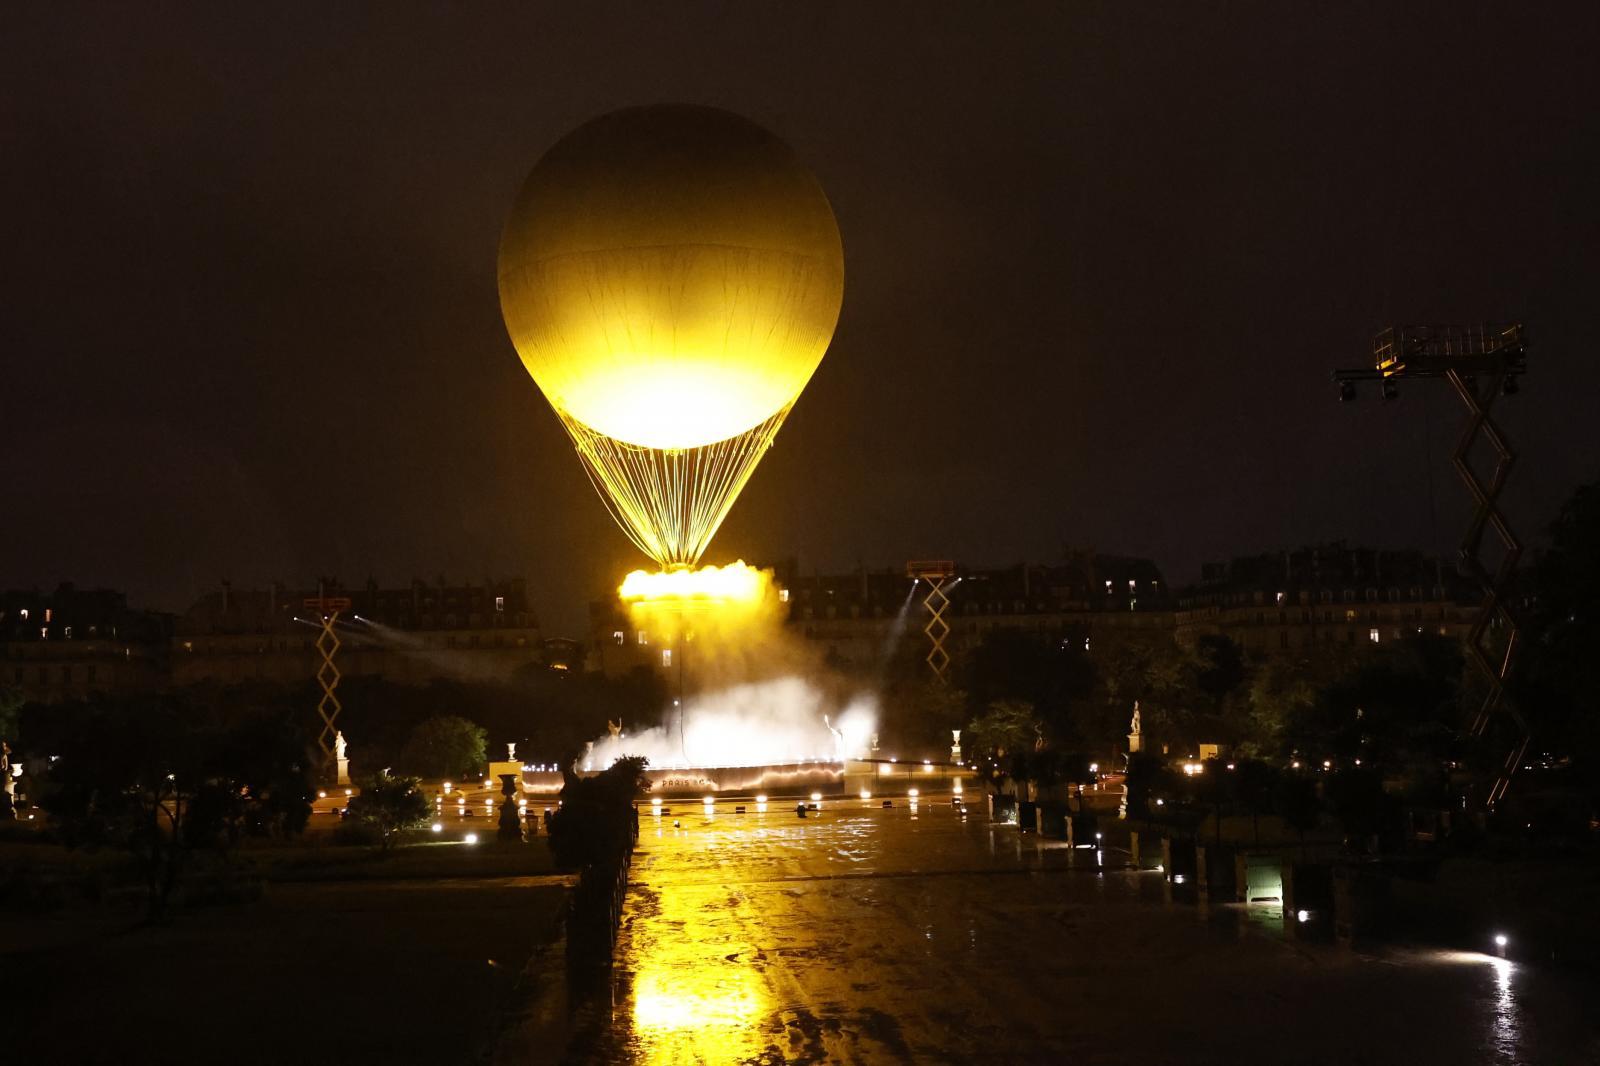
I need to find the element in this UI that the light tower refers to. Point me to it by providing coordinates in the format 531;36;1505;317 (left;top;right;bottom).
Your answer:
1333;323;1529;808
906;560;959;683
304;578;352;778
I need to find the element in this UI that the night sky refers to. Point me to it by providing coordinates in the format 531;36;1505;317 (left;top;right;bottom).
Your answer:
4;3;1597;634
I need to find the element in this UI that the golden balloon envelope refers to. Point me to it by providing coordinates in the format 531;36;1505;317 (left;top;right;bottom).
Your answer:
498;106;844;567
499;105;844;451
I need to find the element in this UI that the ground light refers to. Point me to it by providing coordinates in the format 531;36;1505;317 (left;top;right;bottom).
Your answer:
908;788;918;798
1297;910;1310;923
755;793;767;803
464;833;479;846
431;823;443;833
859;789;872;801
810;791;822;802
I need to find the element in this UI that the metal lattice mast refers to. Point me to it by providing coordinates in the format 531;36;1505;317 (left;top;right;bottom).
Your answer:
907;560;958;683
305;580;352;775
1334;324;1530;809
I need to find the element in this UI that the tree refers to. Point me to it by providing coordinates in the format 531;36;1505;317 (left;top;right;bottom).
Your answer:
40;695;205;919
182;715;314;851
1096;639;1203;753
1326;767;1392;853
1194;635;1247;705
1519;475;1600;808
37;697;317;916
877;679;969;762
1282;634;1462;795
0;685;21;747
1240;656;1320;759
962;627;1095;745
398;715;488;780
1124;751;1178;821
344;772;431;850
1232;759;1280;845
966;699;1039;794
548;756;648;871
1274;772;1321;849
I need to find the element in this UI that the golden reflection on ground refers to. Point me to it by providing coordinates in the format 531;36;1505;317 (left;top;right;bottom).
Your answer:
625;882;770;1064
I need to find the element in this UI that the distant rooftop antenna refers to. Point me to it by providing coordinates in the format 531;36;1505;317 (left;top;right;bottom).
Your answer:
1333;324;1529;809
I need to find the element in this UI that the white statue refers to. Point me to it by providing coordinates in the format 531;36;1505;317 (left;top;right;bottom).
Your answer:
824;715;845;758
606;718;622;741
1129;701;1142;737
334;730;348;761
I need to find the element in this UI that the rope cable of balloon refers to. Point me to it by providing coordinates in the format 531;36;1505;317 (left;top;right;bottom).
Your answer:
560;404;792;569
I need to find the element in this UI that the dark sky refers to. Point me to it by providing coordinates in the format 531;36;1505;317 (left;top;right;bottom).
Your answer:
4;3;1597;635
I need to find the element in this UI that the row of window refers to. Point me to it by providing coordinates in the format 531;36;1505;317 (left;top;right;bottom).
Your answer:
181;633;530;654
1266;625;1451;650
14;664;101;685
1203;582;1452;605
1242;606;1453;626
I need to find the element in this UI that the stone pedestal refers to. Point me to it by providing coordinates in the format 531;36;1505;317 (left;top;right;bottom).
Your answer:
335;757;350;786
497;774;524;842
1128;732;1142;754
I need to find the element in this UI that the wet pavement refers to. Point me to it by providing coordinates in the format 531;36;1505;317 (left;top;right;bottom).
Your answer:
567;797;1600;1065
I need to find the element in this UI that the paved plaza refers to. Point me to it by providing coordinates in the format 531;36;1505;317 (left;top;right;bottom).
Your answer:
564;797;1599;1065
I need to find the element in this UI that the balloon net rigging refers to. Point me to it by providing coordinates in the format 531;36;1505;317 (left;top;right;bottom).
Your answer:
559;405;793;569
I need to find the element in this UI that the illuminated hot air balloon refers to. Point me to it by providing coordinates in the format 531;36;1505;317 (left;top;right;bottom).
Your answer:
498;105;844;569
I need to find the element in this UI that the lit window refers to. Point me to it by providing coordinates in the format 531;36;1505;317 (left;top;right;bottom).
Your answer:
1369;628;1380;643
661;649;672;668
779;588;790;603
637;630;648;645
1276;591;1285;605
40;627;48;640
1127;579;1136;590
45;608;53;623
612;630;624;645
495;596;505;612
18;609;27;620
1345;609;1357;622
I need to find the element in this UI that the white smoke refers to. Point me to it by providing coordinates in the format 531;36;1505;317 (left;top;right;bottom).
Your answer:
585;677;876;770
